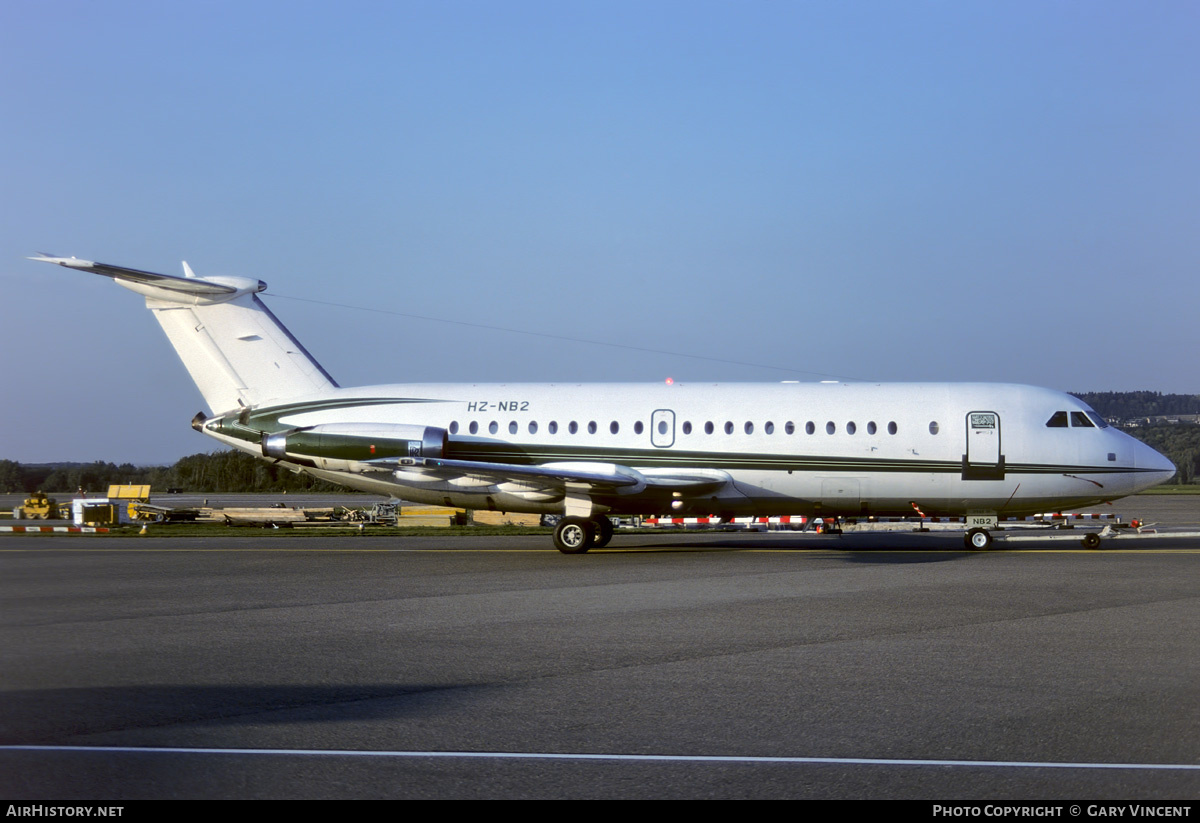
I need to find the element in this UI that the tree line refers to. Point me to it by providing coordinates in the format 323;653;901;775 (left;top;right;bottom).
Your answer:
1127;424;1200;485
0;451;344;495
1072;391;1200;421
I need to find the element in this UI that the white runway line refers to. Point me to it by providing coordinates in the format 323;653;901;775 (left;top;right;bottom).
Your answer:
3;745;1198;771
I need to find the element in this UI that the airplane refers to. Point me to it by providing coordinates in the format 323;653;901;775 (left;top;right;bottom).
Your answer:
32;254;1177;552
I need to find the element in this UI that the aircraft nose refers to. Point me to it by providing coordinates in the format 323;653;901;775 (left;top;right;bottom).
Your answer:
1136;440;1177;486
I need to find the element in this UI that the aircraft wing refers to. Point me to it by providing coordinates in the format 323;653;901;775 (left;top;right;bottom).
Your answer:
398;458;645;489
376;457;731;498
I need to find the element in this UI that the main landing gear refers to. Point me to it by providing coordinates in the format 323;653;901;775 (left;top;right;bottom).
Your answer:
553;515;615;554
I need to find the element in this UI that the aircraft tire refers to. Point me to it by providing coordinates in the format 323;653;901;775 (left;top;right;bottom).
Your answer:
554;517;594;554
1081;532;1101;549
965;528;992;550
591;516;614;548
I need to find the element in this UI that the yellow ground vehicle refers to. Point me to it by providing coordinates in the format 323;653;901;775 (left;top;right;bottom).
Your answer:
119;486;201;524
17;492;65;520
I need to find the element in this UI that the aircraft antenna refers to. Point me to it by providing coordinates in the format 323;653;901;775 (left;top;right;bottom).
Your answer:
265;291;868;381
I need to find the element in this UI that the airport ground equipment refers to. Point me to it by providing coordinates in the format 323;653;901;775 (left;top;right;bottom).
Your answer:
340;501;400;525
127;502;203;523
809;515;1200;550
105;485;202;524
14;492;66;520
640;510;1200;550
71;498;125;526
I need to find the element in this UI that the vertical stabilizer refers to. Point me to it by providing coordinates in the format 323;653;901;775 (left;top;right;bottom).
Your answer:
147;291;338;413
31;255;338;414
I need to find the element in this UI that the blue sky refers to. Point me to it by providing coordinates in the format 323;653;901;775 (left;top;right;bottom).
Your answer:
2;1;1197;464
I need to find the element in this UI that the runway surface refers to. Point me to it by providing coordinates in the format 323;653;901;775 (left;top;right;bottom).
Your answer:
2;500;1198;798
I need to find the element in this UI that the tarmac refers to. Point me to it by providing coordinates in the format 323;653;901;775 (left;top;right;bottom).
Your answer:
1;494;1198;799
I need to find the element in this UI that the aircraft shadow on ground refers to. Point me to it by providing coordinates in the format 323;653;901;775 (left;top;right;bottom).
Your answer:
0;684;475;744
604;531;982;562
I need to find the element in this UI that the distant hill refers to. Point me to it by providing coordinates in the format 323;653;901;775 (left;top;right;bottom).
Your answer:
1071;391;1200;421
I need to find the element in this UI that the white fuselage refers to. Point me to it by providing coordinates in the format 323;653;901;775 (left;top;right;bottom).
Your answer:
203;380;1175;518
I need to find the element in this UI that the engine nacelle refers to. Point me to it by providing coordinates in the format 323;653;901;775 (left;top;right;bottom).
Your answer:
262;423;446;465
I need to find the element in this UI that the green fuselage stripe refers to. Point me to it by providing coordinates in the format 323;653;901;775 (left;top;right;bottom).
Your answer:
446;441;1142;476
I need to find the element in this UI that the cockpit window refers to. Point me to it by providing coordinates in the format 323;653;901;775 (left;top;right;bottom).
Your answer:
1070;412;1095;428
1086;411;1109;429
1046;411;1069;428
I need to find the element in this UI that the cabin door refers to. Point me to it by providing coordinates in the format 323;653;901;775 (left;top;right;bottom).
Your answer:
651;409;675;448
963;411;1005;480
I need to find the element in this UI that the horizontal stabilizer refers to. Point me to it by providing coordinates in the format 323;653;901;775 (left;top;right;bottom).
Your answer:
29;255;240;296
32;253;337;415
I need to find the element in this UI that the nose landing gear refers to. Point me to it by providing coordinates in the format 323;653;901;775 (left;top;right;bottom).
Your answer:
964;528;993;550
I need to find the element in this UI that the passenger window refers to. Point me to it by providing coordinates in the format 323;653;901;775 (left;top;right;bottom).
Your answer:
610;421;619;434
634;421;644;435
588;421;597;434
806;421;815;435
1071;412;1095;428
658;420;668;435
888;421;897;435
569;421;578;434
509;421;518;434
1046;412;1069;428
826;422;835;435
683;421;692;435
744;422;754;435
549;421;558;434
449;421;459;434
469;421;479;435
929;421;939;435
846;422;856;435
785;421;795;435
765;421;774;435
725;421;734;435
528;421;538;434
705;422;714;435
489;421;498;435
867;421;877;435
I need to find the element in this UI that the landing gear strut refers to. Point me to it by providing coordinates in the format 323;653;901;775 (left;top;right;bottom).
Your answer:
554;517;594;554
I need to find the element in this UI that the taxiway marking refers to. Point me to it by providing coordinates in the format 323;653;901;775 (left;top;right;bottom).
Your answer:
3;745;1199;771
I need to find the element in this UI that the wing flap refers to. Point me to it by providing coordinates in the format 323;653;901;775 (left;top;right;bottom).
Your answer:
390;458;645;490
369;456;733;498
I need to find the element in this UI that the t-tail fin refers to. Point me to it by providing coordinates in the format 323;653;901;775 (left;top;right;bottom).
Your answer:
31;255;338;415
